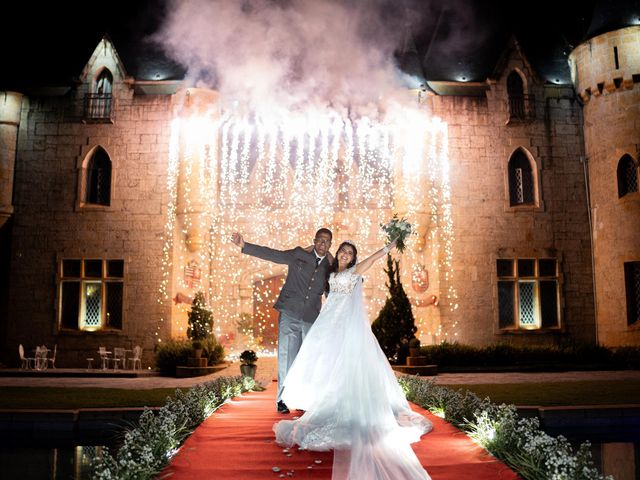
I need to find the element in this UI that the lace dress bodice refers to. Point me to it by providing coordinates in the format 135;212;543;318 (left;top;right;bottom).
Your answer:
328;267;361;295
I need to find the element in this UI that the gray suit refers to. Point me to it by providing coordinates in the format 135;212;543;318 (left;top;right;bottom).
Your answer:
242;242;331;402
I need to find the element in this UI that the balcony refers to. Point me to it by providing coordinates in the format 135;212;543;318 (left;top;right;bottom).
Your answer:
508;94;536;122
83;93;113;122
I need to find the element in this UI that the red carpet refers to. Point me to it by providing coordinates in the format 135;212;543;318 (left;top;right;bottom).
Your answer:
163;383;520;479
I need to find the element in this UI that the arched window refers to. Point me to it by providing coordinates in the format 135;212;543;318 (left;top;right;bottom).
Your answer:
85;148;112;206
617;154;638;198
96;69;113;95
85;68;113;120
508;149;535;206
507;71;525;120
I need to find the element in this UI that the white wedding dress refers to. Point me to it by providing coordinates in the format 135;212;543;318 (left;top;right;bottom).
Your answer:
274;266;432;480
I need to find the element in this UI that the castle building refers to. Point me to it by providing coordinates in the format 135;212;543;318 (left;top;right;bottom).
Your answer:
0;1;638;367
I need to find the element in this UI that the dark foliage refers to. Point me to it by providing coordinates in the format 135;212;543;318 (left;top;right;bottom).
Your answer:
372;255;417;364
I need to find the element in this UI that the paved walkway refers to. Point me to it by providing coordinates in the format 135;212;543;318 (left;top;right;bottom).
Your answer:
2;356;640;389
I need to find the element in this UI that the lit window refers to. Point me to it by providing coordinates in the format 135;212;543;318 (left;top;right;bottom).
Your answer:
58;259;124;331
497;258;560;330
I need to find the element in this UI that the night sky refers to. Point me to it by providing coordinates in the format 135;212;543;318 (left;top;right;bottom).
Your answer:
1;0;633;90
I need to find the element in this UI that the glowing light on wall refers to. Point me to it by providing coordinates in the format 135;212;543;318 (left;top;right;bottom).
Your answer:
158;97;457;353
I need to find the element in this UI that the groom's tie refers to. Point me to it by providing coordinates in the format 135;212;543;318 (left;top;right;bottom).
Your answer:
315;257;321;267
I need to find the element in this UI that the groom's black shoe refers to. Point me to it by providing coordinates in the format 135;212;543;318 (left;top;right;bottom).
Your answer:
277;401;290;414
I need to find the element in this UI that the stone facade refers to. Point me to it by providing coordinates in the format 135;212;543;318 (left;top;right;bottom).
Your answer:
2;40;172;367
4;26;639;367
569;25;640;346
429;40;594;346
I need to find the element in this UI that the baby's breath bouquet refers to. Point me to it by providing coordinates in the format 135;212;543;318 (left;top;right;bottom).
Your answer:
380;214;412;253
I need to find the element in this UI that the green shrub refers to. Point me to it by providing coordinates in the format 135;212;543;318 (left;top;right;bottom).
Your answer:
187;292;213;344
611;346;640;368
203;338;225;366
420;341;630;370
240;350;257;365
155;339;193;376
372;255;417;364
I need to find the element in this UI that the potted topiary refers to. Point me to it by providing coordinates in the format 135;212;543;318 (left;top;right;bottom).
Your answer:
239;349;258;378
408;337;421;357
187;291;213;359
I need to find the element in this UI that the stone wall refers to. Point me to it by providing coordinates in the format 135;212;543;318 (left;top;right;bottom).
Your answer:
428;51;594;346
4;91;173;367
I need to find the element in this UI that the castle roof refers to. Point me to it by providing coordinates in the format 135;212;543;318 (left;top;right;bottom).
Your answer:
585;0;640;39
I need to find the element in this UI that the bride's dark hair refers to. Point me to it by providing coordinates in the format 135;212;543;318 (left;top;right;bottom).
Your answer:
331;241;358;273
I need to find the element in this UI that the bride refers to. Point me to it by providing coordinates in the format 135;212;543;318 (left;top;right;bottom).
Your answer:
274;239;432;480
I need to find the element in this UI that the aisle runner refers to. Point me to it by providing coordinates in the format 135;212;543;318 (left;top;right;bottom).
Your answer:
163;383;519;480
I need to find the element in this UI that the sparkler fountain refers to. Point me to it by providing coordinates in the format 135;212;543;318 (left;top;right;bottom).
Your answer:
159;87;457;355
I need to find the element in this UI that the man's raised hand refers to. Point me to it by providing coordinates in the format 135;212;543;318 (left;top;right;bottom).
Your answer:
231;232;245;249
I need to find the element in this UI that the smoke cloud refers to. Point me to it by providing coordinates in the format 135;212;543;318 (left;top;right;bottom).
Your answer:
154;0;429;116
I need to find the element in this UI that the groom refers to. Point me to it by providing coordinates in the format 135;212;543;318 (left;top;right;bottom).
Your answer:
231;228;333;414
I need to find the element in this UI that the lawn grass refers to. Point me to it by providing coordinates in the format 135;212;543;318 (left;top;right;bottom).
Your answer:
1;380;639;409
0;387;188;409
441;380;640;406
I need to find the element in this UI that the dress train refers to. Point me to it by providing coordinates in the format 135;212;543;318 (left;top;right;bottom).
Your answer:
274;269;431;480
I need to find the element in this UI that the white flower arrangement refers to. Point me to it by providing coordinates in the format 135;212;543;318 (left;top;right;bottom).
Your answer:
91;375;254;479
399;377;612;480
90;373;609;480
380;213;412;253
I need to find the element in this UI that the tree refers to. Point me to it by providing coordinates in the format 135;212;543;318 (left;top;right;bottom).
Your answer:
187;291;213;348
372;255;417;364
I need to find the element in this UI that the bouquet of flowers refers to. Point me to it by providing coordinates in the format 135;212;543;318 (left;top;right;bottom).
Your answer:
380;214;412;253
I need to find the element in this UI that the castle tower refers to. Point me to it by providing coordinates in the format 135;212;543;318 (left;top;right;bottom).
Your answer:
569;5;640;345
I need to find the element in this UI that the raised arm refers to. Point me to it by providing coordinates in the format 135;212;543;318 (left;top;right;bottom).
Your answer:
354;238;397;275
231;232;294;265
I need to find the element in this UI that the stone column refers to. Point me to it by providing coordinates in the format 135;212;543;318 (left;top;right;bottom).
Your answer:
172;88;221;253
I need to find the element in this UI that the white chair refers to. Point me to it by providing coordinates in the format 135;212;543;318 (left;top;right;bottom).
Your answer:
112;347;125;370
98;346;111;370
128;346;142;370
18;344;35;369
34;345;48;370
47;344;57;369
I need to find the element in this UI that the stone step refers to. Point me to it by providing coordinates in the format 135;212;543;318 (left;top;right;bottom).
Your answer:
407;356;428;366
187;357;208;367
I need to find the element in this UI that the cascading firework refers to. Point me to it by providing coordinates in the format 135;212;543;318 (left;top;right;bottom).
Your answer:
158;89;457;354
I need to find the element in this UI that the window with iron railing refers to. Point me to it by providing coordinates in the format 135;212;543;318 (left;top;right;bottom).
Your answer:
84;68;114;121
508;94;536;121
84;93;113;120
507;71;535;121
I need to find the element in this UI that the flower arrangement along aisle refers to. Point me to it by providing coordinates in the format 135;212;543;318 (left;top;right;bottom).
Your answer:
380;214;412;253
